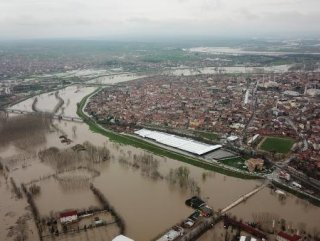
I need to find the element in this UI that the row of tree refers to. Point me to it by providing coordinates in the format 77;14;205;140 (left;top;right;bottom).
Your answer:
90;183;126;234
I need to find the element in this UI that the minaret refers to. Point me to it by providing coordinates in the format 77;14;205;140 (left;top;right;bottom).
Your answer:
304;71;309;95
304;84;308;95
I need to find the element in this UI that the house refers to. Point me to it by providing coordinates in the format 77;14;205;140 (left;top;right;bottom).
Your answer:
59;210;78;224
199;205;213;217
246;158;264;172
276;231;301;241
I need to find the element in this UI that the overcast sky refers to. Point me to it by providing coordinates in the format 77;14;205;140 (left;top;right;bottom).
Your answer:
0;0;319;40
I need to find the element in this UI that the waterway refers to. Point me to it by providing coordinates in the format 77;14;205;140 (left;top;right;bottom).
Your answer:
87;73;144;85
165;65;292;76
1;85;319;241
187;47;320;56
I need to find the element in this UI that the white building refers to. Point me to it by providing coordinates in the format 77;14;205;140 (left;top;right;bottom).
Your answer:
135;129;221;155
112;235;134;241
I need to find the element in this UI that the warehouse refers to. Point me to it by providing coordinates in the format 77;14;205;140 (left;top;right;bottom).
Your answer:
135;129;222;156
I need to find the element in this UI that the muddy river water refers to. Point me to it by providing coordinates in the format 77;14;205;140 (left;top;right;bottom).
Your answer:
1;85;319;241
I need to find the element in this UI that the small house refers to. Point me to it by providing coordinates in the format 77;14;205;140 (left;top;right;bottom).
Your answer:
59;210;78;224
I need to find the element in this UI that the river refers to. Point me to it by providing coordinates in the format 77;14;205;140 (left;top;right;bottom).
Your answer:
165;65;292;76
187;47;320;56
1;85;319;241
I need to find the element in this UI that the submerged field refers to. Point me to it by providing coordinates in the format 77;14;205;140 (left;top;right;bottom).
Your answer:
259;136;295;154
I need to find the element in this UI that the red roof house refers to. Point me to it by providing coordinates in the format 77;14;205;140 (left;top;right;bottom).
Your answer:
59;210;78;224
276;231;301;241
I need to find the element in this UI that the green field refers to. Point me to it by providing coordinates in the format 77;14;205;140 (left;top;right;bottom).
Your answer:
194;130;219;141
260;136;295;154
220;157;248;171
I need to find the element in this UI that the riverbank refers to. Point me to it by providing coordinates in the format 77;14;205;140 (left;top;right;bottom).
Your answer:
76;89;262;180
77;88;320;205
272;180;320;207
2;84;320;240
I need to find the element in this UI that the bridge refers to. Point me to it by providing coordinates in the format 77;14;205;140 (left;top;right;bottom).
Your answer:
221;181;268;214
4;108;83;123
153;181;268;241
176;182;268;240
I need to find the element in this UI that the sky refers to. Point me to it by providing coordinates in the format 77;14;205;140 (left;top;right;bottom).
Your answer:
0;0;319;40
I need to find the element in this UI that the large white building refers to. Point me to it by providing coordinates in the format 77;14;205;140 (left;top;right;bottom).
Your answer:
135;129;221;155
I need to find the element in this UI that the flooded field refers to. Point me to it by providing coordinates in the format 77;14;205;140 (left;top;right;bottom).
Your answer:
41;69;111;79
166;65;292;76
1;85;320;241
227;187;320;234
197;221;228;241
42;223;119;241
56;86;96;117
87;73;144;85
9;86;95;116
187;47;320;56
0;174;40;241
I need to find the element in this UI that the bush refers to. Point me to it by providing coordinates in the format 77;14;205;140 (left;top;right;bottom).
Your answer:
29;184;41;195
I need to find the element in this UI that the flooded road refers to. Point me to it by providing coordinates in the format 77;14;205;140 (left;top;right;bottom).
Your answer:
1;85;319;241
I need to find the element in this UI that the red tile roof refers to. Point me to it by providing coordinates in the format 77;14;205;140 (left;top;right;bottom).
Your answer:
60;210;77;218
278;231;301;241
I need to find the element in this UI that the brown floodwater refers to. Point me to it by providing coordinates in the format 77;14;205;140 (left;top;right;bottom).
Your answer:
1;86;319;241
0;172;39;241
227;187;320;234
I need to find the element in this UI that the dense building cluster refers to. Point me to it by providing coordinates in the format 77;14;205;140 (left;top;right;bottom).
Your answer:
86;75;251;133
86;72;320;178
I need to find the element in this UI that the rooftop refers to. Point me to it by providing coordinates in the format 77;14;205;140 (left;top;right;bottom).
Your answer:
60;210;77;218
135;129;221;155
277;231;301;241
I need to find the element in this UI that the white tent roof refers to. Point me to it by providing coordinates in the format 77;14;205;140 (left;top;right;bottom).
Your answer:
112;235;134;241
135;129;221;155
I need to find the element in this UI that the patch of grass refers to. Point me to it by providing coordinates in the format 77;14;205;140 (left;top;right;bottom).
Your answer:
194;130;219;141
220;157;248;171
220;156;273;174
260;136;295;154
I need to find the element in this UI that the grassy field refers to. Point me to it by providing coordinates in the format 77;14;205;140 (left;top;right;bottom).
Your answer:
77;91;261;180
194;130;219;141
220;157;248;171
259;136;295;154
